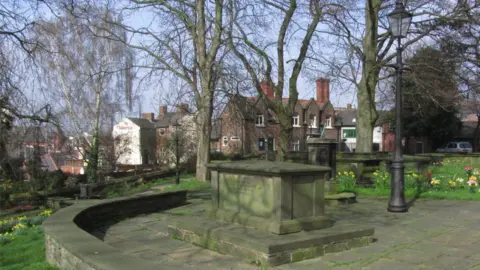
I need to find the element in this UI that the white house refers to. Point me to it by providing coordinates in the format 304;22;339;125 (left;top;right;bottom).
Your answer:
336;108;385;152
112;117;156;165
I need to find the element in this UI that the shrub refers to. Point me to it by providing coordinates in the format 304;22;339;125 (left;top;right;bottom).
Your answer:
373;170;390;190
12;223;28;235
0;232;14;245
45;170;67;190
65;175;80;188
0;219;16;234
9;192;44;206
336;171;356;192
0;183;12;207
25;216;48;227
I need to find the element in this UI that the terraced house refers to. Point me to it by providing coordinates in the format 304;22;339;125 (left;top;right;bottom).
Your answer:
213;78;338;155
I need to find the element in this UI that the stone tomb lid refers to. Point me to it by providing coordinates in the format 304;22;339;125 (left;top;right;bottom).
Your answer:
206;160;330;175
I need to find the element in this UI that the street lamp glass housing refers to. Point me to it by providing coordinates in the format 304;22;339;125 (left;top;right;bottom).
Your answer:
388;3;413;38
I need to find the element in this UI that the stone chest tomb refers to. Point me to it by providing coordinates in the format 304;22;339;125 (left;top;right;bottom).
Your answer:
168;160;375;267
210;160;334;234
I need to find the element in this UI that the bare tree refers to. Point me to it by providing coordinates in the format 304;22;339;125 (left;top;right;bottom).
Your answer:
35;6;133;183
313;0;479;152
0;1;56;180
101;132;132;172
87;0;225;181
225;0;326;160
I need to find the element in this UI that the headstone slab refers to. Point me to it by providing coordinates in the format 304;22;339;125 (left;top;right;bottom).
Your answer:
207;161;334;235
306;138;337;179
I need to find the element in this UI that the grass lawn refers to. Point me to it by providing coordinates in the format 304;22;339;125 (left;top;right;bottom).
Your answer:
355;187;480;201
160;179;211;193
344;156;480;201
0;227;57;270
104;173;196;198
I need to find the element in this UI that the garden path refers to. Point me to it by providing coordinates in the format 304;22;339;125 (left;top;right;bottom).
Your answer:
103;197;480;270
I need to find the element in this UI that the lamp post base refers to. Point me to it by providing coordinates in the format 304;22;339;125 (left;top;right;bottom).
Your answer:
387;203;408;213
387;160;408;213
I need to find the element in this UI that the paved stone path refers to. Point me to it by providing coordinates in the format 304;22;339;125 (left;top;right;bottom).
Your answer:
103;197;480;270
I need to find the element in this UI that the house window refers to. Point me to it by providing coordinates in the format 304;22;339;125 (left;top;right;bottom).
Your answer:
325;117;332;128
293;140;300;151
343;128;356;138
292;112;300;127
267;137;275;151
159;128;166;136
231;136;240;141
309;115;316;128
258;138;265;151
222;136;228;146
256;114;264;126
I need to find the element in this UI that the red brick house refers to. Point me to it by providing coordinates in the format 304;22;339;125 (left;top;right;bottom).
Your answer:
213;78;337;156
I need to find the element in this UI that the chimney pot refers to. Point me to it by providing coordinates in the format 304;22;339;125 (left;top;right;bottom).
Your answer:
260;81;275;99
141;113;155;121
159;105;168;116
316;78;330;104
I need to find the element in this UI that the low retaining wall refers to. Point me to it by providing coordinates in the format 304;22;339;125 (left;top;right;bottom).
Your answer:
43;191;187;270
41;169;175;198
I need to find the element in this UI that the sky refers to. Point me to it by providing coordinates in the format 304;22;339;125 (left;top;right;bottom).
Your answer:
22;0;439;124
120;2;360;118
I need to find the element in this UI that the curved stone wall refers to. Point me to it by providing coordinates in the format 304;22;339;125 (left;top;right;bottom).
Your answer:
44;191;187;270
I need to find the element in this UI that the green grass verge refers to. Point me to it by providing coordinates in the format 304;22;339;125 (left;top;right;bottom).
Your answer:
355;187;480;201
105;174;195;198
159;180;211;193
0;227;57;270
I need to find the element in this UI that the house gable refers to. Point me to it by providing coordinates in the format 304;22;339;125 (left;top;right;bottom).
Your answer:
114;118;141;132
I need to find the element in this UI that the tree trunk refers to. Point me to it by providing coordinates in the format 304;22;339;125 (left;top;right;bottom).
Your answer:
356;77;378;153
474;116;480;151
355;0;380;153
276;113;292;161
86;92;101;183
195;93;213;181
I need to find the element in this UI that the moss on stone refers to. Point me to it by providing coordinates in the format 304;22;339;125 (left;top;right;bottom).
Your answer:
291;247;324;263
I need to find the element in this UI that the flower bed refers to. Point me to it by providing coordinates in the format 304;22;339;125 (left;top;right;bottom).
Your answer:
0;210;52;245
336;157;480;200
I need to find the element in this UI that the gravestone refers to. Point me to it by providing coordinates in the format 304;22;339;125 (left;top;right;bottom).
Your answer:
208;160;334;234
168;160;375;267
307;138;337;194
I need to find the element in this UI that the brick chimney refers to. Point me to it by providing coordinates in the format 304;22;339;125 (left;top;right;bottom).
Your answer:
260;81;275;99
159;105;168;116
347;103;352;110
316;78;330;104
176;103;189;115
141;113;155;121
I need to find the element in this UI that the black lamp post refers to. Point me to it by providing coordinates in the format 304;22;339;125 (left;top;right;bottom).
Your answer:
387;0;412;213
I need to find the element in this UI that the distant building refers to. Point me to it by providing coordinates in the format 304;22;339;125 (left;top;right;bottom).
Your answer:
112;117;156;165
212;78;338;156
335;107;387;152
112;103;212;166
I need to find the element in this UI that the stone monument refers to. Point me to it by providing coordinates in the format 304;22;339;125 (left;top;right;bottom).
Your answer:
168;160;375;267
307;137;338;194
209;161;334;234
